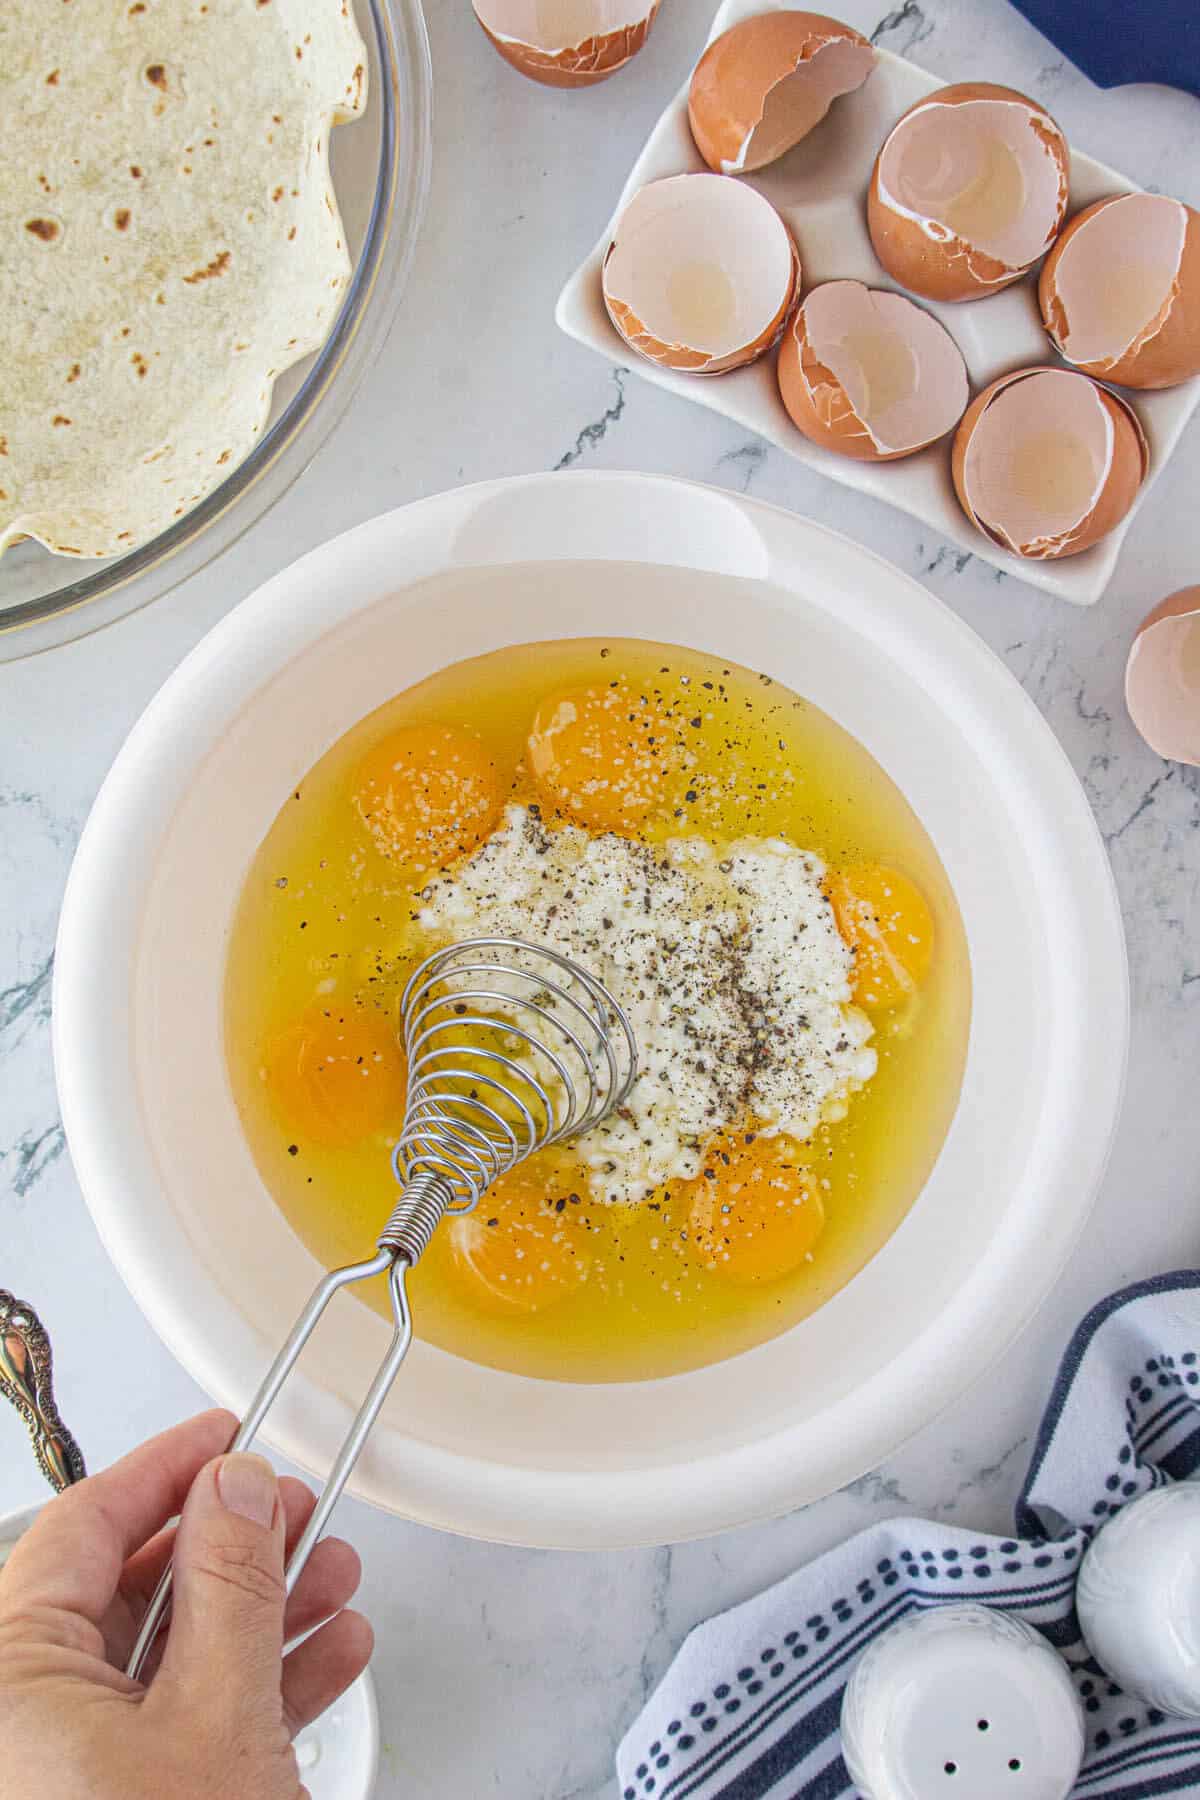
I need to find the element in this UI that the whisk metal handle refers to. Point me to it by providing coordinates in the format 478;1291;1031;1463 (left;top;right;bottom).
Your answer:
124;934;636;1685
125;1174;449;1683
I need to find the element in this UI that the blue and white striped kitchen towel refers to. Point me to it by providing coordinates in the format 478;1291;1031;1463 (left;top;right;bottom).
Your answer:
618;1272;1200;1800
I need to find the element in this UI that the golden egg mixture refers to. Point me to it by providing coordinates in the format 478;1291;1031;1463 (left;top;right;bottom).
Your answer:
225;637;970;1382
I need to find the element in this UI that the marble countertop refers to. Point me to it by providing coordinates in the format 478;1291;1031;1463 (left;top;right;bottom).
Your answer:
2;1;1199;1794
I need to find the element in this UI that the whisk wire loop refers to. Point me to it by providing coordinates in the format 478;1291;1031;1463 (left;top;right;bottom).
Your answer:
412;1012;579;1133
391;940;635;1212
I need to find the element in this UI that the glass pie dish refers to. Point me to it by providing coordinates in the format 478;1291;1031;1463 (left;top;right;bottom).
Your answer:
0;0;432;661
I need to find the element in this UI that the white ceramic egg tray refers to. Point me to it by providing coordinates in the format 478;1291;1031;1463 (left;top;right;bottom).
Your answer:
556;0;1200;604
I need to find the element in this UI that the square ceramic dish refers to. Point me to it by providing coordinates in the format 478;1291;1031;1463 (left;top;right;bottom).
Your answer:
556;0;1200;606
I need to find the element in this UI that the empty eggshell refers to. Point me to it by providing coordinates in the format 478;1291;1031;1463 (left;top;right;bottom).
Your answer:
869;82;1069;302
472;0;659;88
688;11;876;176
952;367;1147;559
1125;586;1200;765
778;280;968;460
1039;193;1200;390
602;174;800;374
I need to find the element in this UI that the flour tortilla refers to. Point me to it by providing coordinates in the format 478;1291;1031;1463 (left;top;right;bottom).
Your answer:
0;0;366;560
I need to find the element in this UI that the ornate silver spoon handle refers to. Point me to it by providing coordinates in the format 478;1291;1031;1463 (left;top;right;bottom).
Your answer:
0;1288;86;1492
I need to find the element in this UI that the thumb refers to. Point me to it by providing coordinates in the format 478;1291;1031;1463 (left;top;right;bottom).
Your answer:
160;1452;286;1718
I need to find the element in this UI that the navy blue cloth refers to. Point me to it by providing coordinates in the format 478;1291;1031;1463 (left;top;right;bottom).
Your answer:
618;1272;1200;1799
1010;0;1200;99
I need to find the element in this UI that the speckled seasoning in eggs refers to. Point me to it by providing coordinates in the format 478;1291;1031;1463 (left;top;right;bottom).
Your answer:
225;636;970;1381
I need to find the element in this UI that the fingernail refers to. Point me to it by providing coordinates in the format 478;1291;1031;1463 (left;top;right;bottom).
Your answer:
216;1453;278;1526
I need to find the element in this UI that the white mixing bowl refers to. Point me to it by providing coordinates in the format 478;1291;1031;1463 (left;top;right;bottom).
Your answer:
54;472;1127;1549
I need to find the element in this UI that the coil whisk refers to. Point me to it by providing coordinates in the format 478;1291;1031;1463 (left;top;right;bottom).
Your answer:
389;936;636;1216
126;935;636;1680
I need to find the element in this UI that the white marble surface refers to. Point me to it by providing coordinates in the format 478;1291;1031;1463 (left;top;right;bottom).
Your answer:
2;2;1199;1795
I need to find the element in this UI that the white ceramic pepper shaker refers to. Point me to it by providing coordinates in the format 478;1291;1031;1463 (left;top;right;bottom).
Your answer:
841;1603;1086;1799
1077;1483;1200;1715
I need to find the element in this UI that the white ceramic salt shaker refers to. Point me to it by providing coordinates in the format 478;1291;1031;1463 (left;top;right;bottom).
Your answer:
841;1603;1085;1799
1077;1482;1200;1715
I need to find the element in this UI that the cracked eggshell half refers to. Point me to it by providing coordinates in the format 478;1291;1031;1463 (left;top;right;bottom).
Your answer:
1039;194;1200;391
688;11;876;176
601;174;800;374
471;0;659;87
778;280;968;461
952;367;1148;560
1125;586;1200;766
868;83;1069;303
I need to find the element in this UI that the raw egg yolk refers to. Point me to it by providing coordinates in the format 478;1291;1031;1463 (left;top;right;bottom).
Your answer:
266;1007;406;1148
445;1163;589;1313
527;681;681;834
684;1134;825;1286
353;723;501;873
827;863;934;1010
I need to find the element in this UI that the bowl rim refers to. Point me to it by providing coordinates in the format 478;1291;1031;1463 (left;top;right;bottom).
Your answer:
0;0;433;662
53;471;1129;1547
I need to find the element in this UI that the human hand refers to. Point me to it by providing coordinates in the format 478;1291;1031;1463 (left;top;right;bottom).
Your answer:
0;1409;373;1799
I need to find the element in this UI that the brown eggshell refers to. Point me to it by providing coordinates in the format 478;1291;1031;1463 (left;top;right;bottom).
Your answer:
688;12;876;175
780;315;880;460
1039;193;1200;390
472;0;659;88
601;174;801;375
777;280;968;461
951;366;1147;560
868;82;1069;303
1125;586;1200;765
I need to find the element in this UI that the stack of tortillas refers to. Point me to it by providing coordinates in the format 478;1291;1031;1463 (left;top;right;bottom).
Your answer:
0;0;366;561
